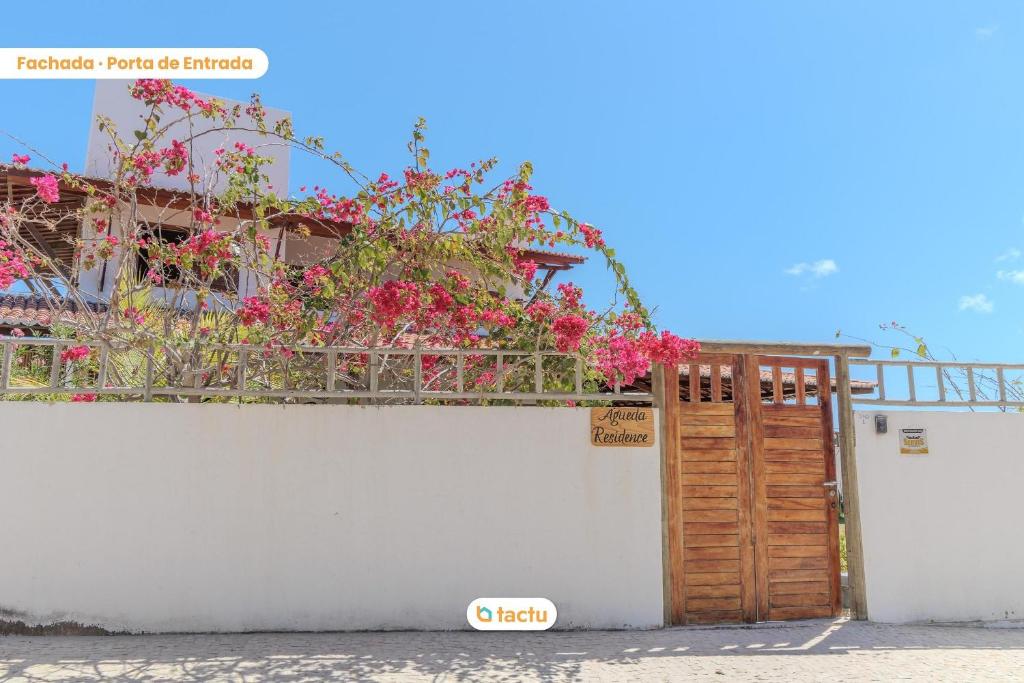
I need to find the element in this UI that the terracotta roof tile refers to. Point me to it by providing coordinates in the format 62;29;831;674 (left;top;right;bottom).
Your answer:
0;293;105;330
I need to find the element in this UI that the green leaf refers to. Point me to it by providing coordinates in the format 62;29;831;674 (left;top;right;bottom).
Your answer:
891;348;900;359
133;130;147;141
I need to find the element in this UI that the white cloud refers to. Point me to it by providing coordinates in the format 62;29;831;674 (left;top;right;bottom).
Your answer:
996;248;1021;263
976;25;999;39
959;294;994;313
785;259;838;278
997;270;1024;284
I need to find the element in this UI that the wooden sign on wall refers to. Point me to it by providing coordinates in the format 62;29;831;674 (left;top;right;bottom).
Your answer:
590;407;655;447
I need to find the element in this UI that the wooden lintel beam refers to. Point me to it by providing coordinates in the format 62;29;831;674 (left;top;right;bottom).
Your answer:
698;340;872;358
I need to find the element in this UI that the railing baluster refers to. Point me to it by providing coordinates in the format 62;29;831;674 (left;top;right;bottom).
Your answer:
369;350;379;396
457;351;464;393
144;351;154;402
326;350;336;392
998;367;1006;403
876;363;885;401
237;349;248;391
0;342;11;391
50;343;63;390
935;365;946;403
534;353;543;394
496;352;504;393
795;367;806;405
414;349;422;405
907;365;915;402
97;346;109;391
967;366;977;402
575;356;583;396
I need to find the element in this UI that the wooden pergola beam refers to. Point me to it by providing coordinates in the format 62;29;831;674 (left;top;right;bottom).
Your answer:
696;339;872;358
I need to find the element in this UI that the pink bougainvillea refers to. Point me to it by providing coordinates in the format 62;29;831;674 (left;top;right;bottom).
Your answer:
302;264;329;289
60;345;91;363
579;223;605;248
4;79;699;402
29;174;60;203
367;280;421;327
0;240;30;290
129;79;218;114
594;334;650;386
552;314;589;353
238;297;271;326
640;330;701;367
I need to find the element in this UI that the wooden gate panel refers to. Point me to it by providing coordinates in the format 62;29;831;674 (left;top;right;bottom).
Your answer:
673;354;756;624
752;357;842;621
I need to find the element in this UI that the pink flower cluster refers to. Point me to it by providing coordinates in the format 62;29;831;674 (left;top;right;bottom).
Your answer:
168;230;234;275
594;334;650;386
593;330;701;385
640;330;700;366
162;140;189;175
479;308;515;328
122;307;146;325
427;282;454;314
60;345;91;363
579;223;605;248
30;174;60;203
552;314;589;352
309;186;366;225
556;282;583;309
10;153;30;166
367;280;421;327
129;79;217;114
526;300;554;323
0;240;30;290
238;297;271;326
302;264;330;294
129;140;189;182
515;258;538;282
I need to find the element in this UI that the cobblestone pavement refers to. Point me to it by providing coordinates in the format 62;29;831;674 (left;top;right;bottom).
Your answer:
2;618;1023;682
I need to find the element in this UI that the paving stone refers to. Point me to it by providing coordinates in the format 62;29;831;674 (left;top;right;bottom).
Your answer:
1;618;1023;681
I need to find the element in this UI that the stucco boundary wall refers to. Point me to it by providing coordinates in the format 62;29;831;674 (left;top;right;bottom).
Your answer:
854;410;1024;624
0;403;663;632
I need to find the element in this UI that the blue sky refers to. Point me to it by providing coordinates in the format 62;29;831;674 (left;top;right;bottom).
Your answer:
2;2;1024;364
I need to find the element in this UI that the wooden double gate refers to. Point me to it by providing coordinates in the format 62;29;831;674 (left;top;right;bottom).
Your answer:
662;353;842;624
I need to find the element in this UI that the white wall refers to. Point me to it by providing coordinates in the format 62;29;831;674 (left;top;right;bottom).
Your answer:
0;404;664;632
855;410;1024;623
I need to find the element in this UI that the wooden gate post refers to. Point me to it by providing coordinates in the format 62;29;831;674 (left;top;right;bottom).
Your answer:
835;353;869;620
656;362;684;625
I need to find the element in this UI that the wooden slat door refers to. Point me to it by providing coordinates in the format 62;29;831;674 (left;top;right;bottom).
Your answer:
665;353;842;624
671;354;757;624
749;355;842;620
